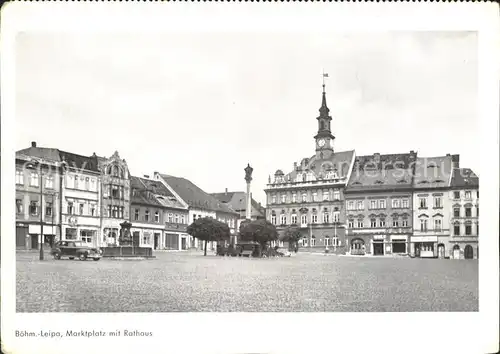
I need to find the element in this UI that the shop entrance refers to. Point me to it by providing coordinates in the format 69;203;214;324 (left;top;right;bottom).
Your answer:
373;242;384;255
30;234;38;250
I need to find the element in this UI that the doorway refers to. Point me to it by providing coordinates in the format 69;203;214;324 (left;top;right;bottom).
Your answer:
132;232;140;247
464;245;474;259
181;237;187;250
154;233;160;250
373;242;384;256
30;234;39;250
437;244;445;259
452;245;460;259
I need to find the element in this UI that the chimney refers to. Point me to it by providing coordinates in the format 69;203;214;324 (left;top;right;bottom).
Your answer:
225;188;228;195
31;141;37;148
446;153;450;157
144;175;150;179
410;150;415;154
293;162;297;170
451;154;460;169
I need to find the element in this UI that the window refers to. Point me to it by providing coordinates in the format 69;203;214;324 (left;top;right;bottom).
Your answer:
192;214;197;223
434;196;442;208
454;207;460;217
465;224;472;235
168;213;174;223
65;228;77;240
271;215;277;225
477;191;479;198
392;199;400;208
312;214;318;224
271;195;276;204
356;220;364;228
134;209;139;221
44;175;53;189
379;219;386;227
181;215;186;224
323;213;329;224
302;173;307;182
312;192;318;202
402;199;409;208
155;211;160;223
80;230;94;243
465;207;472;217
302;193;307;202
347;201;355;211
476;207;479;217
29;201;39;216
79;203;84;215
280;214;287;225
302;238;308;247
324;236;331;246
370;219;376;227
454;225;460;236
281;194;286;203
310;237;316;247
111;185;119;198
348;220;354;228
434;219;442;231
402;218;408;227
333;190;340;200
74;175;79;189
85;177;90;190
453;191;460;199
90;204;96;216
332;236;339;247
370;200;377;210
16;199;23;214
465;191;472;199
291;214;297;224
67;202;74;215
112;206;119;218
292;193;297;203
420;219;428;232
301;214;307;225
90;179;96;191
477;224;479;235
145;210;150;222
357;201;364;210
392;218;399;227
46;202;53;217
30;172;39;187
379;199;386;209
16;170;24;185
142;234;151;246
175;214;179;224
419;197;427;209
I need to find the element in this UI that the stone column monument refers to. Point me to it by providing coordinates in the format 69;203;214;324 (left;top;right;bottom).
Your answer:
244;163;253;220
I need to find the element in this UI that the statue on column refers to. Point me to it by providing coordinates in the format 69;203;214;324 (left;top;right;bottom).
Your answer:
244;163;253;183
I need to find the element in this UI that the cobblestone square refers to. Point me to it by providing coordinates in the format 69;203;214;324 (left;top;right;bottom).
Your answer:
16;251;478;312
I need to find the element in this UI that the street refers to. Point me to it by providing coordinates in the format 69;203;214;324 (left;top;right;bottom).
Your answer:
16;251;478;312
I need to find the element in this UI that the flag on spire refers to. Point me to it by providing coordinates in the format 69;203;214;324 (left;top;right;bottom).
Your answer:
323;73;329;77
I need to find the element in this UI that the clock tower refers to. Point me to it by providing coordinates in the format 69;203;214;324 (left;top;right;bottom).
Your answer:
314;82;335;159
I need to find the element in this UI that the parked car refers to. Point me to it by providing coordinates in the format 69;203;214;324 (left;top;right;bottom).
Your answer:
51;241;102;261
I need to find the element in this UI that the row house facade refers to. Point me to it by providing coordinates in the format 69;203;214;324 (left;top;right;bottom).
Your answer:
15;148;62;250
97;151;131;246
449;168;479;259
59;151;102;248
130;175;189;250
344;152;417;256
154;172;239;250
411;155;456;258
265;84;356;251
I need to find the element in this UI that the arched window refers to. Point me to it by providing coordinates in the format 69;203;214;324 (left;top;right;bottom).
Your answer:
302;173;307;182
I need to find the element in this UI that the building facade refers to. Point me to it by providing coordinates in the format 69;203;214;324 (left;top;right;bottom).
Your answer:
154;172;239;250
97;151;131;246
411;155;456;258
15;148;62;250
59;151;102;247
449;168;479;259
130;175;189;250
265;85;356;251
345;152;417;256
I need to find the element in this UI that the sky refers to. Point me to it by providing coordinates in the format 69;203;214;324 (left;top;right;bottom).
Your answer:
15;31;479;205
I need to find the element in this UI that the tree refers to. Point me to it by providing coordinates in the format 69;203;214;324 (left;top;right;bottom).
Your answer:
280;226;302;253
187;217;231;256
239;219;278;254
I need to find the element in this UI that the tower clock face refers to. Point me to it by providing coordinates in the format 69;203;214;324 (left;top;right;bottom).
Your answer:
318;139;326;147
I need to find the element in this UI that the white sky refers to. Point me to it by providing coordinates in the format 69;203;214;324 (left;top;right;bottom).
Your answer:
15;31;479;204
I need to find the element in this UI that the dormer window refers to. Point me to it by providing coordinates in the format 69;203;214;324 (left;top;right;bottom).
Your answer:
374;180;384;185
397;179;407;184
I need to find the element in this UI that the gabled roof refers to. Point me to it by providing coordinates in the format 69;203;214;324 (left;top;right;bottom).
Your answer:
347;152;417;190
211;191;266;217
160;174;238;215
450;168;479;188
130;176;185;209
16;146;99;172
413;156;453;189
279;150;355;182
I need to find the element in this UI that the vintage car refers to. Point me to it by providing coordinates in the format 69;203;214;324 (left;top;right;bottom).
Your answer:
50;241;102;261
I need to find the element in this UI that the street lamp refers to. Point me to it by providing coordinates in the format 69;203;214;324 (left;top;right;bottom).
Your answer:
26;160;44;260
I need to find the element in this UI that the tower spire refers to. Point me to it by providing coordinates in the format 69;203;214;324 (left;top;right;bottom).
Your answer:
314;71;335;158
320;72;329;116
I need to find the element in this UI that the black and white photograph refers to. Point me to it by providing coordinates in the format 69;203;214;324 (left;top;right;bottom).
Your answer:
1;3;498;354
